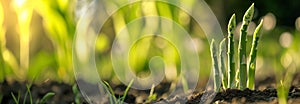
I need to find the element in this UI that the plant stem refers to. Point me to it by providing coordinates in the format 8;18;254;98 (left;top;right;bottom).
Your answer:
211;40;220;91
227;14;236;88
238;3;254;89
247;19;263;90
219;39;227;89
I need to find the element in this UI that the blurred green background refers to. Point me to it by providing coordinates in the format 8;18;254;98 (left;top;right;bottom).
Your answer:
0;0;299;89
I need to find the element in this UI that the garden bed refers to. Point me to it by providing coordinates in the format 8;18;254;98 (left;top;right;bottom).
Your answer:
1;73;300;104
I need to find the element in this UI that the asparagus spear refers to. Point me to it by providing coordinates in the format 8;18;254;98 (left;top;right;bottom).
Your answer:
227;14;236;88
219;39;227;89
211;40;221;91
238;3;254;89
247;19;263;89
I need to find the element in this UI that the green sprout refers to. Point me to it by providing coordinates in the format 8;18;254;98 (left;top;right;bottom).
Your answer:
146;84;157;103
276;51;297;104
11;84;55;104
39;92;55;104
238;3;255;89
210;40;221;91
212;3;264;90
247;20;263;89
219;39;227;89
101;79;134;104
227;14;236;88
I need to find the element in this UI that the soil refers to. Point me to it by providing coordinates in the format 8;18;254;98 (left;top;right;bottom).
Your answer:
186;86;300;104
1;73;300;104
0;81;82;104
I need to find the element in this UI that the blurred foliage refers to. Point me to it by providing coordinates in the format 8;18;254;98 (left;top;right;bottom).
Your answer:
32;0;76;83
0;0;5;82
0;0;299;89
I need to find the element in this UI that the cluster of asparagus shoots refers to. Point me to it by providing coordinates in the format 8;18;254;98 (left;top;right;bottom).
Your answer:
211;3;264;91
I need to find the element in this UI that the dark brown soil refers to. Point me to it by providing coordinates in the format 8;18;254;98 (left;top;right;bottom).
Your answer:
186;86;300;104
0;81;85;104
1;73;300;104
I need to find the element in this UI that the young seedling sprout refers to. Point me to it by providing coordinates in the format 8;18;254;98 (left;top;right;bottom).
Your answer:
227;14;236;88
247;20;263;90
238;3;254;89
214;3;264;91
219;39;227;89
211;40;221;91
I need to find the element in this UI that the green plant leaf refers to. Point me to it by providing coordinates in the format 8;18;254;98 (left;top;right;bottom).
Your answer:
39;92;55;104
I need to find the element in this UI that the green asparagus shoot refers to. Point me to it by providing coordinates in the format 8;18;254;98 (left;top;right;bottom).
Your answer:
247;19;263;89
227;14;236;88
219;39;227;89
211;40;221;91
238;3;254;89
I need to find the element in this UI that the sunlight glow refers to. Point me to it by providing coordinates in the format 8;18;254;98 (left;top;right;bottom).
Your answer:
13;0;33;72
0;1;3;25
19;10;30;23
14;0;26;7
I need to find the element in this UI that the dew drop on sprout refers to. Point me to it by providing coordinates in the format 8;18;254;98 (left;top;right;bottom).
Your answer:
262;13;276;31
279;32;293;48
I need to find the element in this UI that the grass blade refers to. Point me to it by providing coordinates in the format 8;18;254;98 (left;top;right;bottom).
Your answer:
102;81;117;103
26;85;33;104
11;91;20;104
39;92;55;104
227;14;236;88
238;3;254;89
247;20;263;89
121;79;134;103
23;91;28;104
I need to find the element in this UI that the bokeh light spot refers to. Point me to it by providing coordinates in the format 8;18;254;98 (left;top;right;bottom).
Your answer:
262;13;276;31
279;32;293;48
295;17;300;31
